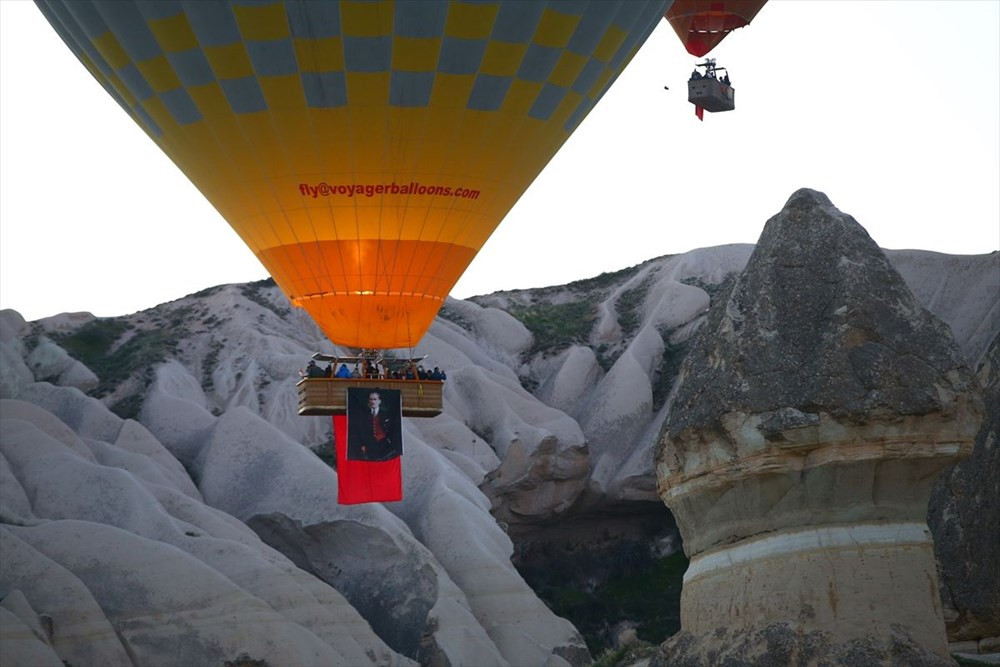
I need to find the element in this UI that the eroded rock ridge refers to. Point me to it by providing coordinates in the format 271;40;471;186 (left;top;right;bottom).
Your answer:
656;189;984;665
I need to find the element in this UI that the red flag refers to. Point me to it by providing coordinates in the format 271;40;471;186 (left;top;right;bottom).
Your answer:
333;388;403;504
695;105;704;121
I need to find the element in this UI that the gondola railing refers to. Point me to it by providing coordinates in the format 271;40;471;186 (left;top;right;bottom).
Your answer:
297;377;443;418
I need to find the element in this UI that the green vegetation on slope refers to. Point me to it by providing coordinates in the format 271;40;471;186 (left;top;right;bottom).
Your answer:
651;336;693;412
50;314;188;419
240;278;290;318
616;276;654;339
505;298;599;358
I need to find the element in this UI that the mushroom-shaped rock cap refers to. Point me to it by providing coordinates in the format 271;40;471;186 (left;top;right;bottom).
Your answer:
662;188;980;447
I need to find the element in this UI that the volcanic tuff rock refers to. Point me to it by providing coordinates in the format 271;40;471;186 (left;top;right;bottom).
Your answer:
0;305;589;667
928;331;1000;647
657;188;984;664
661;189;980;444
0;206;996;664
0;396;407;666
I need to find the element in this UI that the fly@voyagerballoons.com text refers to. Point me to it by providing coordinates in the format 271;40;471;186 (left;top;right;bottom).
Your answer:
298;182;481;199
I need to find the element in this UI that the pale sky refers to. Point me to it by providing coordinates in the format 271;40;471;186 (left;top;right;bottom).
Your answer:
2;0;998;322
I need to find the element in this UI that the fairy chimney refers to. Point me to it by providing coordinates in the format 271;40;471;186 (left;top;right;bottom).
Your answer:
656;189;983;664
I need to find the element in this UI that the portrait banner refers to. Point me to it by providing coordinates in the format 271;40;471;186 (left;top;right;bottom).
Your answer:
334;387;403;504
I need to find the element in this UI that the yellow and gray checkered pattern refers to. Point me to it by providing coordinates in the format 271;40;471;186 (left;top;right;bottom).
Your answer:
38;0;667;135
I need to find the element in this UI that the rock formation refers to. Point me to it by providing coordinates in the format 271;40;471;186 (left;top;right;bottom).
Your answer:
655;189;984;665
928;331;1000;654
0;305;589;667
0;215;995;664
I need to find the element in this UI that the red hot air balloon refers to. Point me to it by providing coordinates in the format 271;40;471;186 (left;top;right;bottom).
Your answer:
666;0;768;57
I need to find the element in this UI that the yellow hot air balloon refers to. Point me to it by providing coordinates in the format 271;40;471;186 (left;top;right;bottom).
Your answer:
36;0;670;349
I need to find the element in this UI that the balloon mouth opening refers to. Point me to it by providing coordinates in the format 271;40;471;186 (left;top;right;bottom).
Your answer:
667;7;759;57
294;291;447;304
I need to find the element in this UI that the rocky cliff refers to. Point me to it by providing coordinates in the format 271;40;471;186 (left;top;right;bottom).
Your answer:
1;194;996;665
928;331;1000;653
655;189;984;665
